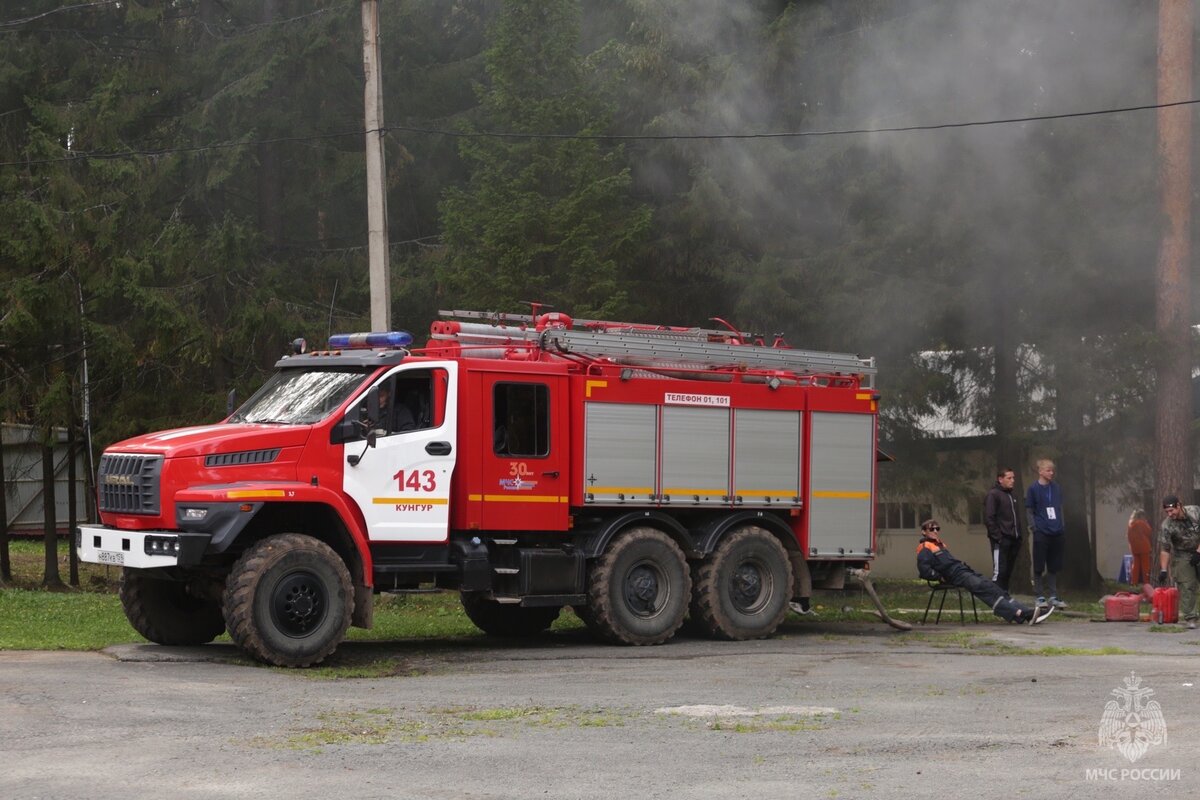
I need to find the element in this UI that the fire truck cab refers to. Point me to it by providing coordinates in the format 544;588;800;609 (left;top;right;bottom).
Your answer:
79;310;879;666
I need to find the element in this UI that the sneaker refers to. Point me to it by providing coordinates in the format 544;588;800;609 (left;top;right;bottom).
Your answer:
789;602;817;616
1030;605;1055;625
1050;597;1068;609
1036;596;1047;607
1187;621;1197;630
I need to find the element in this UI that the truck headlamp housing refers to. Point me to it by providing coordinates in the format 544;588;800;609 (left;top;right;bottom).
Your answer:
181;507;208;521
145;536;180;556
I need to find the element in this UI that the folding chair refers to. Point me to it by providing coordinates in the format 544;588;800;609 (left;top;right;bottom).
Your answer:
922;581;979;625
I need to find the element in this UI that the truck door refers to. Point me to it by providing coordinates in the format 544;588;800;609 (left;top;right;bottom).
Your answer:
479;374;568;531
342;362;458;543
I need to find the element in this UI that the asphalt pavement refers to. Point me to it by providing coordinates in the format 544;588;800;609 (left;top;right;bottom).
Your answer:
2;616;1198;799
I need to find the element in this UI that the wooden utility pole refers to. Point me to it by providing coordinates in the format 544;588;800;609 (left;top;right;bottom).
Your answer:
258;0;283;246
362;0;391;331
1154;0;1194;508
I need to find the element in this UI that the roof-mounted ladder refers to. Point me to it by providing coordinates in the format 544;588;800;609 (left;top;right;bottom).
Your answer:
435;309;876;385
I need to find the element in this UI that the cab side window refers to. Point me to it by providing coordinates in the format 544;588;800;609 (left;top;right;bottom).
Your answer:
352;371;434;439
493;382;549;457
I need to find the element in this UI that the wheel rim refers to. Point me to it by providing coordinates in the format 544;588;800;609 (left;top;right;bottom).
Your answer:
728;557;772;614
623;559;668;618
270;570;328;637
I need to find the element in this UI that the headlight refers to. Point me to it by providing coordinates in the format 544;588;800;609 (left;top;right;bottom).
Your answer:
181;507;208;521
144;536;180;556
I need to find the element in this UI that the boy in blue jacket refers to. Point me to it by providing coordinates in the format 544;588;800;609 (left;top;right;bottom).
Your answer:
1026;459;1066;608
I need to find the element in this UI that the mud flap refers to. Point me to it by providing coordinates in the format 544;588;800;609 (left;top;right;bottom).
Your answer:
353;583;374;629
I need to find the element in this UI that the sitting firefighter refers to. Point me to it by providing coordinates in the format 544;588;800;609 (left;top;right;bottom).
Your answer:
917;519;1054;625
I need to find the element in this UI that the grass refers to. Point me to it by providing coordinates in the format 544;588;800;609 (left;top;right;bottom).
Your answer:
0;589;142;650
0;540;585;653
2;538;121;591
797;578;1115;624
0;538;1147;656
249;705;629;751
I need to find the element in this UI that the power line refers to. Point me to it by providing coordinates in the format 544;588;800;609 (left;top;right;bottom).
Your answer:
0;128;367;167
0;1;119;29
386;99;1197;141
1;98;1195;168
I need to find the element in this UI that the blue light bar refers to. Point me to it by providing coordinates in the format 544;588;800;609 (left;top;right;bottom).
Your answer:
328;331;413;349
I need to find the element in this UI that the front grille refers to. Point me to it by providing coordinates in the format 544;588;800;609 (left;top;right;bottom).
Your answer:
205;448;280;468
97;453;163;515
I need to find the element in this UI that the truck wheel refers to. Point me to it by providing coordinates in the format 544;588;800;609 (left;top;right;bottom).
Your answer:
460;593;561;637
586;527;690;645
691;526;793;640
120;570;225;646
222;534;352;667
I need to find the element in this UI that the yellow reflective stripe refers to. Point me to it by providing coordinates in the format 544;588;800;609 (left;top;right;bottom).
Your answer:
373;497;449;505
589;487;653;494
479;495;567;503
226;489;286;499
811;490;871;499
738;490;798;498
855;392;873;400
586;380;608;397
663;489;726;497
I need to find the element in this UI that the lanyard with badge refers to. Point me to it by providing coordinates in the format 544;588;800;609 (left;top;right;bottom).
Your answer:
1043;484;1057;521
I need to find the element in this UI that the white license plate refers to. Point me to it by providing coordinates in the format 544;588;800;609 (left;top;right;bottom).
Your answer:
97;550;124;566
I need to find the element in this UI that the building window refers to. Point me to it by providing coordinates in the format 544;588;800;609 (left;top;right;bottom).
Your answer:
968;497;984;526
876;501;932;531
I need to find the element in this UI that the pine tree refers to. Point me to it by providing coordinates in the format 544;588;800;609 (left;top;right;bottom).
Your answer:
439;0;649;318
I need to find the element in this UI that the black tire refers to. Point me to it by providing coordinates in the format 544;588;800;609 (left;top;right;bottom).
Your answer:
222;533;352;667
690;526;793;640
586;527;690;646
460;593;561;637
120;569;225;646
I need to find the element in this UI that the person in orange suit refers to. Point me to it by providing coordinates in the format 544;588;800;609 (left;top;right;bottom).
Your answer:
1126;509;1154;587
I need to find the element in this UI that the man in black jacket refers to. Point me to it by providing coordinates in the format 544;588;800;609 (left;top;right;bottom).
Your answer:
984;467;1023;592
917;519;1052;625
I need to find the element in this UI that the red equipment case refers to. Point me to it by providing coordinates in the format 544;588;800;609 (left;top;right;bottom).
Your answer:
1102;592;1141;622
1153;587;1179;624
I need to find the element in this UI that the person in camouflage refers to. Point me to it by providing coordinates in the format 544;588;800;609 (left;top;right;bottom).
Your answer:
1157;495;1200;629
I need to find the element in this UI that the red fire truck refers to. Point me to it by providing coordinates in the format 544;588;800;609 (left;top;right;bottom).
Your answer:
78;309;879;666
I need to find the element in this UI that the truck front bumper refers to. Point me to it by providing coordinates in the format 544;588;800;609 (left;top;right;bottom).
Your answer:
77;525;211;569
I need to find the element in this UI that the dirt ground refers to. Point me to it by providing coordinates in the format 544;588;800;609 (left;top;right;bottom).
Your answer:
2;617;1198;799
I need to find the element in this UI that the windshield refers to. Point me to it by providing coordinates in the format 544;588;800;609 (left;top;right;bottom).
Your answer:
228;369;368;425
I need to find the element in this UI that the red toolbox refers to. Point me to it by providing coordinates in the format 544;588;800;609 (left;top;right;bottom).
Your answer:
1153;587;1180;624
1103;592;1141;621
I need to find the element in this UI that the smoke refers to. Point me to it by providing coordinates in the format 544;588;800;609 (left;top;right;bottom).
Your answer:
613;0;1164;357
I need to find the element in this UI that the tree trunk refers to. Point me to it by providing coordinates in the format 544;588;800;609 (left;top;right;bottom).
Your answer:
0;424;10;584
1154;0;1194;508
41;436;65;590
68;417;79;587
1053;348;1104;591
992;273;1032;593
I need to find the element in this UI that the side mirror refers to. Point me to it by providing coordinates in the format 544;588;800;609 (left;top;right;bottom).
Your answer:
366;385;381;426
331;419;358;445
362;385;382;449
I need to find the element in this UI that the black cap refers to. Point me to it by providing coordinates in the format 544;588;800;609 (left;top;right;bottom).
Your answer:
1162;495;1181;509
